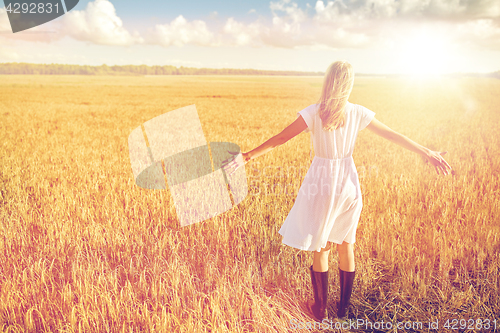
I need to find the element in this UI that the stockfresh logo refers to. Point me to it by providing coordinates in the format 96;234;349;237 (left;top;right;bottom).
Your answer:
128;105;248;227
3;0;79;33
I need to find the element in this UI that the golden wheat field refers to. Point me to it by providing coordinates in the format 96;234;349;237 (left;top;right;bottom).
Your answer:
0;74;499;332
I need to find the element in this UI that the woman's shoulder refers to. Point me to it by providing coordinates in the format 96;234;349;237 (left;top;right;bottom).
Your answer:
345;101;361;111
299;103;320;116
306;103;320;111
301;102;369;116
345;102;376;127
345;102;372;114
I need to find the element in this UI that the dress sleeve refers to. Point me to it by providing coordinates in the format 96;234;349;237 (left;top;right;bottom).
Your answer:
297;104;317;133
359;105;375;130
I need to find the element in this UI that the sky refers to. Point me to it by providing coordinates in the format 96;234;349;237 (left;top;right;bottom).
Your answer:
1;0;500;74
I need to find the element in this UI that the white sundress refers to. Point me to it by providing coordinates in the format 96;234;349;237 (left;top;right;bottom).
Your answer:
278;102;375;252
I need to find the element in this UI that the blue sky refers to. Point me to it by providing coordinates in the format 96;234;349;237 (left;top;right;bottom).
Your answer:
115;0;271;20
1;0;500;74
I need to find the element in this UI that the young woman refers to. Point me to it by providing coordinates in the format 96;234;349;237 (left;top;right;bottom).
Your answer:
223;61;452;321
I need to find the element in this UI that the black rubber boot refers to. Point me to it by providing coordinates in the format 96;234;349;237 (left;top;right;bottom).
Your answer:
337;269;355;319
309;265;329;321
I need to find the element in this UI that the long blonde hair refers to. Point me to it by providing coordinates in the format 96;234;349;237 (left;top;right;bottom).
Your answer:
318;61;354;131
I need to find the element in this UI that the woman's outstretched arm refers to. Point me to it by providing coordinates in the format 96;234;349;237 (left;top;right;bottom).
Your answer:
223;115;308;174
365;117;452;175
243;115;308;162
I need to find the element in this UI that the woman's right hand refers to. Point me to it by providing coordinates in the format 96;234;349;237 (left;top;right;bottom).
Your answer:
424;150;453;175
222;151;248;176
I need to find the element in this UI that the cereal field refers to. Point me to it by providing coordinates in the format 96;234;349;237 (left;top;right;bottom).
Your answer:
0;75;499;332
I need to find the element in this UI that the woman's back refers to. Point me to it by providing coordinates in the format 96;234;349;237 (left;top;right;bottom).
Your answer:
298;102;375;159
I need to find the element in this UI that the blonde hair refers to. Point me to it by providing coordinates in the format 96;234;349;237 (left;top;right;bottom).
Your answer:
318;61;354;131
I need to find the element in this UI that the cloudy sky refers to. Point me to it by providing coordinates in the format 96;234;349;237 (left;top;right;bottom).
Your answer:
1;0;499;74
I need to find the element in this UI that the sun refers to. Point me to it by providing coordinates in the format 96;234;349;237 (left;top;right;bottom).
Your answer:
397;30;452;76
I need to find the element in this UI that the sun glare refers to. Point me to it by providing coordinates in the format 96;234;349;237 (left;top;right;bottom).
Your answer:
398;31;452;76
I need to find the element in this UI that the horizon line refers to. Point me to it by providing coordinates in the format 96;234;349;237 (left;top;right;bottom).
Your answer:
0;62;499;77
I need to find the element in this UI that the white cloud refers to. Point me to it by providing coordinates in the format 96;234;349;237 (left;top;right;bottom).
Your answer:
221;0;373;48
223;18;264;46
313;0;500;20
62;0;142;46
269;0;306;37
221;0;310;48
314;0;349;22
2;0;500;55
270;0;307;23
148;15;214;47
467;0;500;18
455;19;500;49
217;0;500;52
457;19;500;39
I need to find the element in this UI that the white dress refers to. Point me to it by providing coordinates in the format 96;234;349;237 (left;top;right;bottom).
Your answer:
278;102;375;252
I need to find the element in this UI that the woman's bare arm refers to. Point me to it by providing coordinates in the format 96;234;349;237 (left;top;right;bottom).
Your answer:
365;117;452;175
243;115;308;163
223;115;308;175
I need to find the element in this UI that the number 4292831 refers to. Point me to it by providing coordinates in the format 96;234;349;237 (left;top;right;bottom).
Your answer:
444;318;497;330
5;2;60;14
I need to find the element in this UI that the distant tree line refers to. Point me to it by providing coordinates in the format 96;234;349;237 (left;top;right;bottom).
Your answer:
1;63;498;78
0;62;324;76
